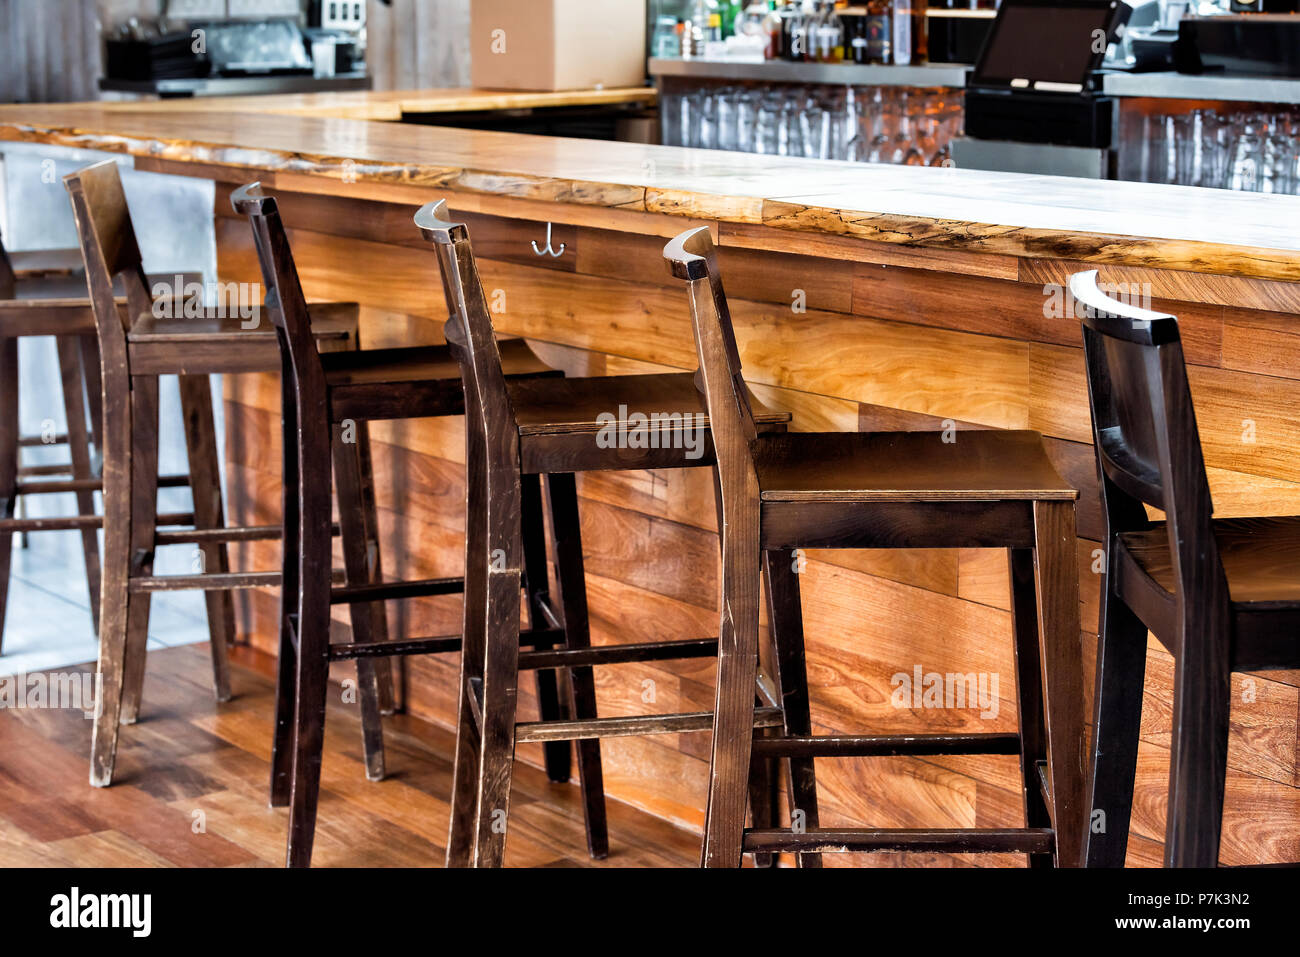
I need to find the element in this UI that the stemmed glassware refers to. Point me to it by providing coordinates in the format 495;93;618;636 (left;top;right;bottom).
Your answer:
1121;105;1300;194
658;82;966;167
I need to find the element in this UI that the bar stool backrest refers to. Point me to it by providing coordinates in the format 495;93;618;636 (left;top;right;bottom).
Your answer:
1071;269;1225;602
670;226;759;486
230;182;327;410
414;200;519;444
64;160;153;370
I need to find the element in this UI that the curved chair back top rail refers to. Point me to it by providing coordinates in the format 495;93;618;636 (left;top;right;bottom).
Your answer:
230;182;327;405
63;161;153;361
414;200;520;454
1070;268;1223;598
662;226;758;457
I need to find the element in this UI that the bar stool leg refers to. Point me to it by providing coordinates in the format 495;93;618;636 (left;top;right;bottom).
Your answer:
90;374;156;785
286;415;335;869
763;548;822;868
1031;500;1086;868
447;415;490;867
470;489;524;868
55;335;102;636
118;377;161;727
544;472;609;860
1083;554;1149;867
746;730;778;867
176;374;233;704
353;420;396;714
0;337;17;651
270;360;300;808
1009;547;1053;869
1164;601;1231;867
520;473;571;785
701;500;761;868
79;334;104;458
332;427;387;782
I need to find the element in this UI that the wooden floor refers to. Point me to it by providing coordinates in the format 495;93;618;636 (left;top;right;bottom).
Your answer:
0;643;701;867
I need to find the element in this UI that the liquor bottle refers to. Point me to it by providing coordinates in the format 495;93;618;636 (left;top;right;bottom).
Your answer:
891;0;926;65
785;0;811;61
818;1;845;62
844;11;870;64
865;0;892;64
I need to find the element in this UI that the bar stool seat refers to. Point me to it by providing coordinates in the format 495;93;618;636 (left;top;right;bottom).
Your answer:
9;249;90;300
127;311;352;344
127;307;355;376
7;247;86;276
1117;517;1300;664
322;339;553;421
753;430;1076;502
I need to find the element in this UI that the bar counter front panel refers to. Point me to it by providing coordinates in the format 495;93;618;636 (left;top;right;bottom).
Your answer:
4;102;1298;866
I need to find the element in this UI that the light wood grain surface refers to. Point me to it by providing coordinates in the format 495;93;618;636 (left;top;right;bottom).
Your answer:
93;88;659;121
3;99;1300;278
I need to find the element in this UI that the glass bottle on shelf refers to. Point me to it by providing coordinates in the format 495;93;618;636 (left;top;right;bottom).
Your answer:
653;16;682;58
782;1;808;61
891;0;926;65
865;0;893;64
844;10;870;64
814;1;845;63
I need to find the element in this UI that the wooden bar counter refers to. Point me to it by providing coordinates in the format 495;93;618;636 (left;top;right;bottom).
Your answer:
3;98;1298;866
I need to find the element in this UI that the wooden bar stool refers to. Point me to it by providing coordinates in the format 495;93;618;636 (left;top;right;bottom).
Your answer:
416;202;796;868
61;160;399;793
232;183;585;868
0;234;104;644
1;232;206;647
664;226;1087;868
1073;270;1300;868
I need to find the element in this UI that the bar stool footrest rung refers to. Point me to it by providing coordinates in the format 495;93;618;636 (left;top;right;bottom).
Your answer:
742;827;1055;855
750;731;1022;759
516;704;783;743
330;576;465;605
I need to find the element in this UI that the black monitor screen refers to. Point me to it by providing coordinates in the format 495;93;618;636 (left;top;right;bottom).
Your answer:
974;2;1120;87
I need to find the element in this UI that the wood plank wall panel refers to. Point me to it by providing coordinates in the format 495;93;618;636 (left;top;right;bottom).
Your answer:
216;186;1300;866
365;0;470;91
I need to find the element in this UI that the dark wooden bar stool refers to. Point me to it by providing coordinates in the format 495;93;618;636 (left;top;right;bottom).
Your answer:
1;232;206;647
664;226;1087;868
0;234;104;644
232;183;586;868
1073;270;1300;868
62;160;398;792
416;202;795;868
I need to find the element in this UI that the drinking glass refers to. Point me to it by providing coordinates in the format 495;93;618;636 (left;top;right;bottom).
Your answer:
868;87;899;163
734;86;762;153
1227;115;1266;192
754;91;782;155
1199;111;1236;189
715;87;738;152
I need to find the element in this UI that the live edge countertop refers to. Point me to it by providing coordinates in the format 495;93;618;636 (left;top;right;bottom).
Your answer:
2;97;1300;281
